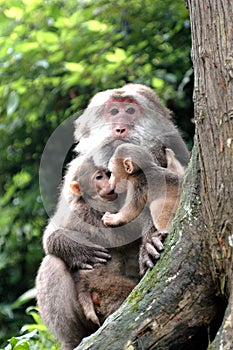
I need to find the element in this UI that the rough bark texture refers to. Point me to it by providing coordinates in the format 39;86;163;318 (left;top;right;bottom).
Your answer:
188;0;233;295
75;0;233;348
76;148;225;350
188;0;233;347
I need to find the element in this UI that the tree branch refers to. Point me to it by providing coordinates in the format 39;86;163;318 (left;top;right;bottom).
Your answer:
75;145;223;350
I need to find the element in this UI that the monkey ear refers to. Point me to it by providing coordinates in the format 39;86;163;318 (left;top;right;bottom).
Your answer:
70;181;82;196
123;158;134;174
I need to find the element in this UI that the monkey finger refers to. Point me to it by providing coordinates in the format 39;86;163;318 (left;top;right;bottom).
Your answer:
145;242;160;260
139;254;154;276
79;263;94;270
92;257;110;264
144;256;154;269
90;245;109;253
93;250;111;260
151;236;164;251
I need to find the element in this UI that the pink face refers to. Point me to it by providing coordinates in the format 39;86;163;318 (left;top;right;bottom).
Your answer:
104;97;141;138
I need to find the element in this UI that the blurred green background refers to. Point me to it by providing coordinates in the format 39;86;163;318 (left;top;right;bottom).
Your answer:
0;0;194;348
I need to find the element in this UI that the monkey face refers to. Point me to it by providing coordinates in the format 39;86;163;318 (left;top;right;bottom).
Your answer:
103;97;141;139
91;169;118;201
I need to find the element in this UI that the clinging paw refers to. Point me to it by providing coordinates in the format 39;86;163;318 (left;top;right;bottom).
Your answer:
102;212;116;226
139;230;167;276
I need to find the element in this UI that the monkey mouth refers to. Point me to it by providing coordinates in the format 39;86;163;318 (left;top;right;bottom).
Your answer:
103;190;118;201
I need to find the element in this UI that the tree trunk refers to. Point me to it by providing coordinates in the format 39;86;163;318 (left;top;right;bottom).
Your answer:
188;0;233;347
75;0;233;348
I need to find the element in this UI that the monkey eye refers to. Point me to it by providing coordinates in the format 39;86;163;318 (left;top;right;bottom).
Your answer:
110;108;119;116
95;173;103;180
126;107;136;115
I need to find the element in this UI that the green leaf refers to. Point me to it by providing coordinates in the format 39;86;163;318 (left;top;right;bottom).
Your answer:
4;7;23;19
64;62;83;72
84;20;108;32
17;42;39;53
7;91;19;117
13;170;31;189
105;48;127;63
36;31;59;45
152;77;165;89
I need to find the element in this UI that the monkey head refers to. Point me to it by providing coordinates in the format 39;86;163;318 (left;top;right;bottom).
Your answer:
74;84;174;156
70;157;118;202
107;143;155;194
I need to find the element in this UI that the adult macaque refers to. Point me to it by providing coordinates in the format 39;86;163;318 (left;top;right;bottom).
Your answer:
74;84;189;167
43;84;189;269
37;84;190;349
102;144;183;232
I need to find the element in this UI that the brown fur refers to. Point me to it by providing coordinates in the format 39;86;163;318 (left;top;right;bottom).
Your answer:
74;265;136;326
36;84;189;349
102;144;183;232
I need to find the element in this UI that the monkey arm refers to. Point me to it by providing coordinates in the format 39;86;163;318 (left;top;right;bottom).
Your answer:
102;202;142;227
102;177;147;227
43;225;111;270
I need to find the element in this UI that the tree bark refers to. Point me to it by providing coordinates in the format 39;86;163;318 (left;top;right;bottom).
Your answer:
188;0;233;347
75;0;233;348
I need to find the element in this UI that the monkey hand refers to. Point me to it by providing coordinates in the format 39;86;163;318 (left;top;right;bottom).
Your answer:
72;243;112;270
45;230;112;270
139;230;167;276
102;212;123;227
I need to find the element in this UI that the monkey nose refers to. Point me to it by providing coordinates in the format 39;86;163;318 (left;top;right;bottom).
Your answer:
114;126;127;137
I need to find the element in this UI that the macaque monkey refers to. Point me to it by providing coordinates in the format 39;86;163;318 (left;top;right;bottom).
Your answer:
43;83;189;271
37;84;190;349
68;164;136;327
75;265;136;327
37;152;137;349
102;144;183;232
74;84;189;167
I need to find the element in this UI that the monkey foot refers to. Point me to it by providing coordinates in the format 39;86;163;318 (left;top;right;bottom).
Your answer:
139;230;168;276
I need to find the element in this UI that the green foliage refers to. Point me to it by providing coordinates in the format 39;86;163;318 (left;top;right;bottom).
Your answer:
0;0;193;345
3;307;59;350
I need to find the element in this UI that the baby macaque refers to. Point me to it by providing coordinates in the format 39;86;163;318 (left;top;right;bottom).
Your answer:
102;144;184;233
74;265;136;326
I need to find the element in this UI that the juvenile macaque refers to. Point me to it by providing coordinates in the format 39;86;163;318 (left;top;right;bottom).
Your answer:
68;163;136;327
75;265;136;326
37;150;138;350
37;84;190;349
102;144;183;232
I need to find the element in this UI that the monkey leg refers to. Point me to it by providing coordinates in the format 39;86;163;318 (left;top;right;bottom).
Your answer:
150;197;179;232
76;270;100;327
36;255;97;350
139;196;180;275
